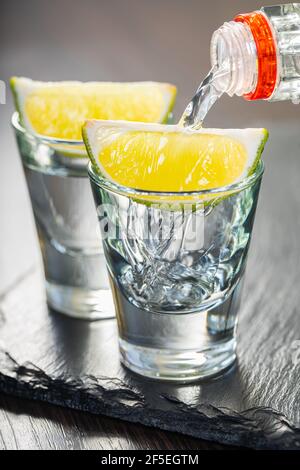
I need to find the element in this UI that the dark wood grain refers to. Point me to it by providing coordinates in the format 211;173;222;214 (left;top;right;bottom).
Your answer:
1;0;300;451
0;393;237;450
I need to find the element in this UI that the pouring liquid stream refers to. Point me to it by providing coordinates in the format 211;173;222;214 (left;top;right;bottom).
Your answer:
179;65;229;129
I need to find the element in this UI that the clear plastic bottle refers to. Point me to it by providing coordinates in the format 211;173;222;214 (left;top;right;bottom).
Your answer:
211;3;300;102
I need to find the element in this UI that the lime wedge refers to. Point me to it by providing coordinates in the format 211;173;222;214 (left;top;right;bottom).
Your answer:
10;77;177;140
83;120;268;192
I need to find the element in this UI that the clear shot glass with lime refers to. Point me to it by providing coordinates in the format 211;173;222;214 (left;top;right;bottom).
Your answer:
84;120;267;380
11;78;176;319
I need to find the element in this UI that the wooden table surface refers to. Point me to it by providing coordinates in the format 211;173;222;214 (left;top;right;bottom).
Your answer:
0;393;235;450
0;0;299;450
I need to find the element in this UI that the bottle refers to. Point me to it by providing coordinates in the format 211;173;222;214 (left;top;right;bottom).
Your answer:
211;3;300;103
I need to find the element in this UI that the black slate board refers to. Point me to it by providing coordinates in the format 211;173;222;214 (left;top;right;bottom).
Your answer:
1;128;300;450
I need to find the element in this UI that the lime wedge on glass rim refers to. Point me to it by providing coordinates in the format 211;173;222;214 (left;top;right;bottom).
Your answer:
10;77;177;158
83;120;268;198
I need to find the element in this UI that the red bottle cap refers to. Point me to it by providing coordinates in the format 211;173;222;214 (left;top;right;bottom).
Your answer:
234;11;277;100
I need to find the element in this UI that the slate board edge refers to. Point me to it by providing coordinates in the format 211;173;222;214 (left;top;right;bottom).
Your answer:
0;352;300;450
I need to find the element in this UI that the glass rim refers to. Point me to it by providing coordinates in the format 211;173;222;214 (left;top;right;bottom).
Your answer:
11;112;84;146
88;159;264;199
12;111;264;197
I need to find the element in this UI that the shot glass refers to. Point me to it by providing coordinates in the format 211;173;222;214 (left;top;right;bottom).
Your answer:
12;113;114;320
88;160;263;381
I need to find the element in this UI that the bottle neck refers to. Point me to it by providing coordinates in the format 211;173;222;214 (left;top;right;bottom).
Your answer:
211;12;278;100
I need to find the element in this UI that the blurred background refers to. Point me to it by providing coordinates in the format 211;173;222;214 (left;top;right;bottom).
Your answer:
0;0;299;295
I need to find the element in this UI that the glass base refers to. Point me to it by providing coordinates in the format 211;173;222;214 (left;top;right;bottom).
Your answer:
110;272;241;382
46;281;115;320
119;338;236;382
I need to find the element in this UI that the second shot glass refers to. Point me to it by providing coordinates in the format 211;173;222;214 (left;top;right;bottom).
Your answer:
12;113;115;320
